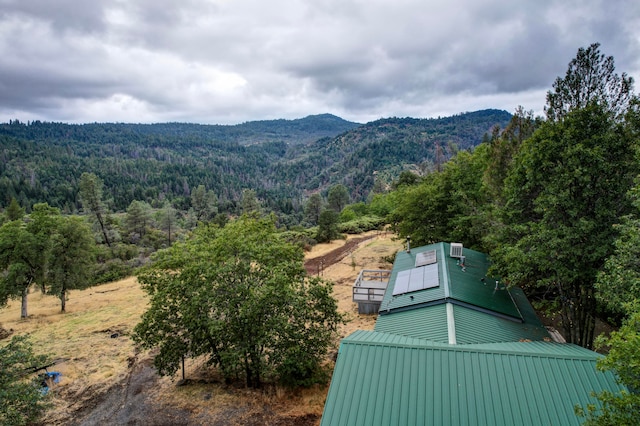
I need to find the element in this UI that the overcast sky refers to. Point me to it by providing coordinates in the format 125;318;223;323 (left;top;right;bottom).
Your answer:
1;0;638;125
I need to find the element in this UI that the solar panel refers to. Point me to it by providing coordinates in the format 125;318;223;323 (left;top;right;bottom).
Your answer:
392;263;439;296
415;250;437;267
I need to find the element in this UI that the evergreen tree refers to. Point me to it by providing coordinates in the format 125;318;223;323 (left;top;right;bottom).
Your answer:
316;209;340;243
545;42;635;122
125;200;152;241
304;193;324;225
327;184;349;213
78;172;112;247
5;198;24;222
191;185;218;222
241;189;260;216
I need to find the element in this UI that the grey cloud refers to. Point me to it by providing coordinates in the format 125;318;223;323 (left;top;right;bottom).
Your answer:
0;0;638;124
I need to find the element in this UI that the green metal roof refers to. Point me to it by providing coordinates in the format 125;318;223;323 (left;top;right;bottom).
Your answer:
379;243;522;321
324;243;622;425
375;303;450;342
321;330;624;426
452;304;549;344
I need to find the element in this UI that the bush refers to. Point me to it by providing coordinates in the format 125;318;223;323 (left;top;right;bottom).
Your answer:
0;335;51;425
337;215;386;234
91;258;134;285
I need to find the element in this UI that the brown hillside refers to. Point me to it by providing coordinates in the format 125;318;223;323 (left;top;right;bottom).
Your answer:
0;231;403;425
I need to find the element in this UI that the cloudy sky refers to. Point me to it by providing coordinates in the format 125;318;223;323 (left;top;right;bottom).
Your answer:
1;0;638;125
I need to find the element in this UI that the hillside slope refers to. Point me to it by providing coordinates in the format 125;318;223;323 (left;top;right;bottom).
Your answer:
0;110;510;219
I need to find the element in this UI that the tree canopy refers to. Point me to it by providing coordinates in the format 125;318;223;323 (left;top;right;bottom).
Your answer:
545;43;636;122
133;216;344;388
0;335;51;426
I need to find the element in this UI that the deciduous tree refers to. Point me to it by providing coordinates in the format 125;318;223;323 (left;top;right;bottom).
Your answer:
0;204;60;318
133;216;343;388
575;306;640;425
492;103;638;348
47;216;96;312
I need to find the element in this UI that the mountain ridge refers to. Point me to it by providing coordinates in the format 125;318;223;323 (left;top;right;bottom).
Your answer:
0;109;512;224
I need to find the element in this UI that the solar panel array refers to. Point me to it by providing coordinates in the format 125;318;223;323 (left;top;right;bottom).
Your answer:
392;262;439;296
415;250;437;267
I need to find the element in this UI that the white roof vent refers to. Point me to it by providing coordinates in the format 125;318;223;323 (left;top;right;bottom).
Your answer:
450;243;463;258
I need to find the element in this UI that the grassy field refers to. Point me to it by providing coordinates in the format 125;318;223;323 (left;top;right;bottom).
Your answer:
0;231;403;425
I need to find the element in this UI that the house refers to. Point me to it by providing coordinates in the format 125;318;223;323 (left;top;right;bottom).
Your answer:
321;242;624;426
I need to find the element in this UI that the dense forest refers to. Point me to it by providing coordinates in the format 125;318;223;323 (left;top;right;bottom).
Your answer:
0;110;511;223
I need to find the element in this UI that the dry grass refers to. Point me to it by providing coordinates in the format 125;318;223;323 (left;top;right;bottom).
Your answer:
0;231;403;424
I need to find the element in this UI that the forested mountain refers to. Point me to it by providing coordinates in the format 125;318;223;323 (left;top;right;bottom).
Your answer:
0;109;510;222
279;109;512;200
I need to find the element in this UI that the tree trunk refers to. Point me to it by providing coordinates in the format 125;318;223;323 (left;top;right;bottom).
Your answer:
558;282;597;349
60;288;67;313
95;212;112;247
21;286;28;319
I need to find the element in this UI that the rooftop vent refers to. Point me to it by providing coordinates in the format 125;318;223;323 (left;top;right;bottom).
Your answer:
450;243;463;258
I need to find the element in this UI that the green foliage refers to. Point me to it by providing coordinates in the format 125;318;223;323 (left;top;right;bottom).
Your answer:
316;209;341;243
240;189;260;216
393;147;490;250
368;193;396;218
482;107;539;202
575;308;640;425
546;43;636;122
337;216;386;234
595;183;640;318
133;216;344;388
124;200;152;242
79;172;113;247
279;228;317;251
492;103;639;348
156;203;179;245
47;216;96;312
91;258;134;285
0;111;506;220
190;185;217;222
338;206;357;223
304;193;324;226
327;184;350;213
0;204;61;318
0;335;51;425
5;198;24;222
392;170;421;189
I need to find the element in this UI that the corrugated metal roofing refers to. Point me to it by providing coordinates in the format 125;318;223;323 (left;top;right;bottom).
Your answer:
444;243;521;320
452;304;549;344
375;303;450;342
379;243;522;321
321;331;623;426
325;244;622;425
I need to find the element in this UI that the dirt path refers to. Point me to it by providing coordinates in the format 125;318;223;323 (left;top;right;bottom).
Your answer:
304;235;376;276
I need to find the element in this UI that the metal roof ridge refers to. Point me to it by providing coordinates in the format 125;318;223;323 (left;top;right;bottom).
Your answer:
377;296;523;323
446;302;457;344
342;331;603;360
439;242;451;298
